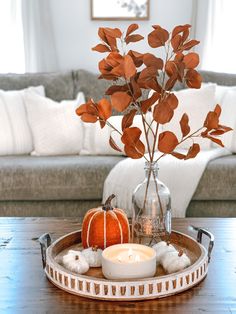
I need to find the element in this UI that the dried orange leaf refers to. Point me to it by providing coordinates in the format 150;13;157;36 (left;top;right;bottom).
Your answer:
81;113;97;123
105;84;128;95
124;55;136;79
104;27;122;38
121;127;145;159
185;69;202;89
109;135;122;152
98;28;108;43
204;111;219;130
111;92;132;112
171;151;186;159
171;34;182;52
128;50;144;67
76;104;88;116
125;34;144;44
182;40;200;51
214;104;221;117
166;93;178;109
185;143;200;159
183;52;199;69
209;129;225;136
121;127;142;144
153;101;173;124
180;113;190;137
217;125;232;133
158;131;178;153
165;61;178;77
139;66;157;81
140;92;160;113
124;142;145;159
122;109;137;131
148;26;169;48
165;77;177;91
172;24;191;38
130;78;142;100
207;136;224;147
97;98;112;121
92;44;111;53
126;23;139;37
143;53;163;69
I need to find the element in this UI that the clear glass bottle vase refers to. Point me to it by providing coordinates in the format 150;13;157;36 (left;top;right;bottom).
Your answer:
132;161;171;245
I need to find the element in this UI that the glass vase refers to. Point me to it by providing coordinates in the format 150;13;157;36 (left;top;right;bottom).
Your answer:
132;161;171;246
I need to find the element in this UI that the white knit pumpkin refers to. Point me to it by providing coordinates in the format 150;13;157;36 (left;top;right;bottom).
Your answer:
62;250;89;274
82;247;103;267
152;241;176;263
162;250;191;274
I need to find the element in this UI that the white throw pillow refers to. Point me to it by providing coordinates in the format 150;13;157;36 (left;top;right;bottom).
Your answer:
202;82;236;104
81;114;152;156
219;89;236;152
0;86;45;155
162;84;216;150
24;92;85;156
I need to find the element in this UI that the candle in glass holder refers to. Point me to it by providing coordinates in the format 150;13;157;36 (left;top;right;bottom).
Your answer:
102;243;156;279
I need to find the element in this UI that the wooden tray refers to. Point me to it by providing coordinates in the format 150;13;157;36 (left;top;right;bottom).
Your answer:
39;226;214;301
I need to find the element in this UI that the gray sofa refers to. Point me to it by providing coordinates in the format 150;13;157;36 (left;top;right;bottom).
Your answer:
0;69;236;217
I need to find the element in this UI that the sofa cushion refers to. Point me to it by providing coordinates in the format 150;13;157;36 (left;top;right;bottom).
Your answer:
0;200;101;217
73;69;149;106
73;69;110;102
0;156;124;201
200;70;236;86
193;155;236;200
0;72;74;101
187;200;236;217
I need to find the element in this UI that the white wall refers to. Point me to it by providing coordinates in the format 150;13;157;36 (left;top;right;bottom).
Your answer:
50;0;193;73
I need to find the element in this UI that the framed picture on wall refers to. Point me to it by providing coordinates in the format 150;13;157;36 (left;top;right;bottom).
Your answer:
91;0;150;21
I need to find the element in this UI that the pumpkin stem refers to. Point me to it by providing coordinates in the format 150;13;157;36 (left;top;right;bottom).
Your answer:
92;245;98;252
102;194;116;211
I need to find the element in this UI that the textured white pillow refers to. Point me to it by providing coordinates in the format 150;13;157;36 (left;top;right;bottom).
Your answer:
0;86;45;155
162;84;216;150
202;82;236;104
81;114;152;156
24;92;85;156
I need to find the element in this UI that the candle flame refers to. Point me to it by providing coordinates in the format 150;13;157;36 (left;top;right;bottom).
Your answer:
128;248;133;260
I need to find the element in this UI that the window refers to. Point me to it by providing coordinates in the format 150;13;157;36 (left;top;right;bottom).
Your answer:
200;0;236;73
0;0;25;73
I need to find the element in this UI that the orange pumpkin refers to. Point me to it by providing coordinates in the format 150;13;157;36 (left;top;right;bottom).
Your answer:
82;194;130;249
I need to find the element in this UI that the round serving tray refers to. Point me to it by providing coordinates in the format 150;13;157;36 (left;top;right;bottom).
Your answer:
39;226;214;301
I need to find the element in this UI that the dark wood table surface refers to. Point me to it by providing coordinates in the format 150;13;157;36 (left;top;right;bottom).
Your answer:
0;218;236;314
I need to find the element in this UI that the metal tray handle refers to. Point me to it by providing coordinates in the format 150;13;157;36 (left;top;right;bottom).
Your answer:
39;233;52;269
190;225;214;263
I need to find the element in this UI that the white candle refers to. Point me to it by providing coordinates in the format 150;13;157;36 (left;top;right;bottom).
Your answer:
102;243;156;280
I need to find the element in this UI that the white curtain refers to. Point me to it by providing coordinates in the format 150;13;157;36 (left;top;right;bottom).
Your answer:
21;0;58;72
193;0;236;73
0;0;25;73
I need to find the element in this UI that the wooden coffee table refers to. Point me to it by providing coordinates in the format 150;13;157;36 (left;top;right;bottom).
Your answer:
0;218;235;313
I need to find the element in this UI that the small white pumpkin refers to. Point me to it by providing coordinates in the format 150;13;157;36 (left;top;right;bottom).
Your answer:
162;249;191;274
62;250;89;274
152;241;176;263
82;246;103;267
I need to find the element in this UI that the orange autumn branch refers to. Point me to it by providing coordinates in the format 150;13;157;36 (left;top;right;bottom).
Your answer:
76;24;232;162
